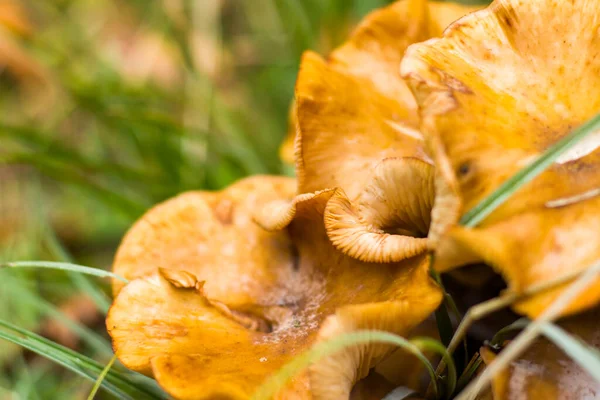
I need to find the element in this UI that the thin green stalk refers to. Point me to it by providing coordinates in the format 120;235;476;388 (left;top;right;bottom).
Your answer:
412;337;457;398
489;318;529;347
278;0;314;50
4;276;112;358
0;319;165;399
429;267;456;348
437;266;584;379
252;330;442;400
87;355;118;400
455;356;482;392
429;265;467;396
1;261;128;283
461;112;600;227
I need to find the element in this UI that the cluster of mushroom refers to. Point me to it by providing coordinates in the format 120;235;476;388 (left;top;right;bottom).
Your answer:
106;0;600;398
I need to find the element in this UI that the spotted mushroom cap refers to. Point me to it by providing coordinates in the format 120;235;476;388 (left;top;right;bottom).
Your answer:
401;0;600;318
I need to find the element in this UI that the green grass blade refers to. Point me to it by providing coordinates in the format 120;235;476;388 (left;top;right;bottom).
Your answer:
276;0;314;51
1;153;148;219
461;112;600;227
455;355;482;392
0;319;165;399
3;276;112;358
430;267;468;376
252;330;441;400
41;209;112;312
1;261;128;283
490;318;529;347
87;355;118;400
541;322;600;381
411;336;457;398
434;302;454;347
429;269;455;348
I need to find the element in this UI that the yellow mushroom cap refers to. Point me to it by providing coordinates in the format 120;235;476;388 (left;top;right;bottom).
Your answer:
108;176;442;399
324;158;434;263
293;0;479;264
401;0;600;318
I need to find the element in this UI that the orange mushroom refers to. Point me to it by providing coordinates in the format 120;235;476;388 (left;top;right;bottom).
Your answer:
294;0;479;263
106;1;488;397
401;0;600;318
108;176;442;399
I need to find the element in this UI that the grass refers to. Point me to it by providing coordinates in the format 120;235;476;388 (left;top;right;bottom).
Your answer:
0;0;409;397
2;0;598;399
252;331;454;400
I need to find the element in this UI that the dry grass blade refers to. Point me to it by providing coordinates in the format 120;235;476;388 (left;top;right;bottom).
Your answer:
435;266;584;377
540;322;600;381
455;259;600;400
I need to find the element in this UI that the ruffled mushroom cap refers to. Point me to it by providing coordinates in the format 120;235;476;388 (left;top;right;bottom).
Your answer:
401;0;600;317
480;308;600;400
294;0;478;263
111;176;297;298
108;176;442;399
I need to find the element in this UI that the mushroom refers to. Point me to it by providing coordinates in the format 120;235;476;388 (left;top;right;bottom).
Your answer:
294;0;480;263
108;176;442;399
401;0;600;317
480;308;600;399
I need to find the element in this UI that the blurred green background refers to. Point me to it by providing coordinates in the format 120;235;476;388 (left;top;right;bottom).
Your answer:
0;0;486;398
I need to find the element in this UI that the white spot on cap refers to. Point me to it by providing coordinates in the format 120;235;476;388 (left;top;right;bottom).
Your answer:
555;128;600;164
